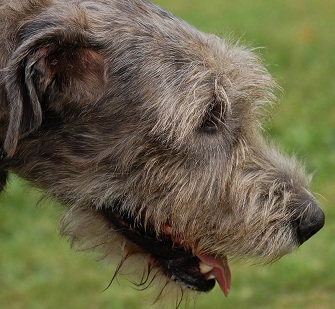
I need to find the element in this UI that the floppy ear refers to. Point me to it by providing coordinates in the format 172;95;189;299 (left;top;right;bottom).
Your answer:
3;26;106;157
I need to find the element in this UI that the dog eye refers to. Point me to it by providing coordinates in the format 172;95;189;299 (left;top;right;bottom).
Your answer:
199;102;224;134
199;116;219;134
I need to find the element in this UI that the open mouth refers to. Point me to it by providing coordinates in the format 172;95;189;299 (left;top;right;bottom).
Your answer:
101;205;231;296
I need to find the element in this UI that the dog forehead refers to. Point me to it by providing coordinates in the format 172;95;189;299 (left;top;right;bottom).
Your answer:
99;11;275;116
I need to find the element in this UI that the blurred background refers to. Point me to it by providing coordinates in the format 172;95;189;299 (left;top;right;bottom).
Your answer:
1;0;334;308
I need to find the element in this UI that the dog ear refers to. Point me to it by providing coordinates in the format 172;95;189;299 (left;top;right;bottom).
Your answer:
3;27;106;157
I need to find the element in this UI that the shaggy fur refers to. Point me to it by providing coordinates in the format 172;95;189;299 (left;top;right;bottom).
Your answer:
0;0;324;303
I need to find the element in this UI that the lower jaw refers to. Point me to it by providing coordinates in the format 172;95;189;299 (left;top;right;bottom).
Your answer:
100;206;219;292
158;256;216;292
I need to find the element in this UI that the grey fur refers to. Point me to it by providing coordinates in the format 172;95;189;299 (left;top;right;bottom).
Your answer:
0;0;324;302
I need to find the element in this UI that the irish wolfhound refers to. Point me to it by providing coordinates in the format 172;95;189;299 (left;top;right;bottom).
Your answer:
0;0;324;302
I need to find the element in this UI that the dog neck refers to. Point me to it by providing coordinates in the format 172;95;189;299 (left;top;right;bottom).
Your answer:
0;125;8;191
0;144;7;191
0;169;8;192
0;147;3;159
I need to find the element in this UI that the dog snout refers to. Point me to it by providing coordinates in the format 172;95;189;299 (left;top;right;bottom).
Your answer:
295;198;325;244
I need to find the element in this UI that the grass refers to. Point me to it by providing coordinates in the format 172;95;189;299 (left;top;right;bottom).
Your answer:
1;0;334;308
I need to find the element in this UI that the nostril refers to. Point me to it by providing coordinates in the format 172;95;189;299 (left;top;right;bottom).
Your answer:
296;204;325;244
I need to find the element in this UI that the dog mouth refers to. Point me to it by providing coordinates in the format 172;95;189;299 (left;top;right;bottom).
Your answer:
101;206;231;296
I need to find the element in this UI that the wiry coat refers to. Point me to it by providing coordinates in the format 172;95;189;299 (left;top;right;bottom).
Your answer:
0;0;324;302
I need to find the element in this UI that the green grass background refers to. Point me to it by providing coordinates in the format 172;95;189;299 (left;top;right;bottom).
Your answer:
1;0;334;308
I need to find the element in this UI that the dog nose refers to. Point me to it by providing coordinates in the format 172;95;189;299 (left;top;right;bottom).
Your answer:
296;199;325;244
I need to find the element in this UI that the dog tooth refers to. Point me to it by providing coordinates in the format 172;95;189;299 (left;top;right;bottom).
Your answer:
199;262;214;274
163;224;172;235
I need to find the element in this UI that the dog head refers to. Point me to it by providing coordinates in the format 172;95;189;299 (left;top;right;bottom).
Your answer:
0;0;324;300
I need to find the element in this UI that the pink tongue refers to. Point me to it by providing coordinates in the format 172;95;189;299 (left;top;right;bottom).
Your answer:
197;254;231;297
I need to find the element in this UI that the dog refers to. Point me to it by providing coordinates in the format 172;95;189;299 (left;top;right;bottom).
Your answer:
0;0;324;302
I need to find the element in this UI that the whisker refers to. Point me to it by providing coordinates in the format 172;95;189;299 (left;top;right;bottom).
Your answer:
102;253;131;292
